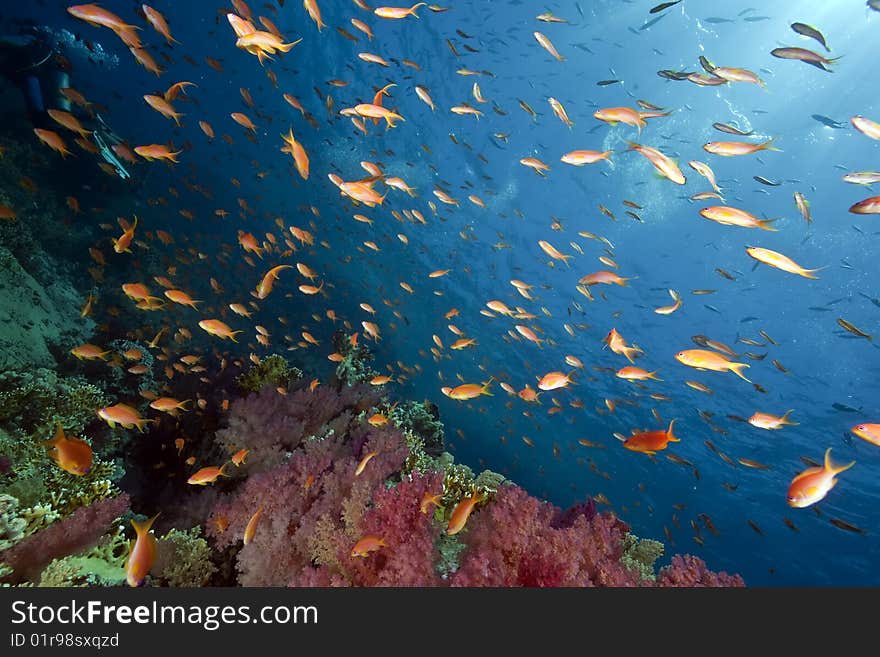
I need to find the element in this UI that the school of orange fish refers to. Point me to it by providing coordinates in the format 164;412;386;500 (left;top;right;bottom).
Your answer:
18;1;880;581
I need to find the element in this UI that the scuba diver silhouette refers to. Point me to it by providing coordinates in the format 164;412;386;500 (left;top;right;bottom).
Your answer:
0;23;131;179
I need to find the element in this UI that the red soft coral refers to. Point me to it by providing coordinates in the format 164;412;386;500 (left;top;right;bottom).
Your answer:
450;485;642;587
656;554;745;587
349;471;445;586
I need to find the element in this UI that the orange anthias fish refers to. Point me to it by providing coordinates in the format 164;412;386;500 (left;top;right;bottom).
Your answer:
420;491;443;514
537;371;575;391
448;379;493;400
187;463;230;485
47;109;91;137
97;403;154;431
604;328;643;364
703;138;780;156
374;3;427;19
254;264;293;299
142;4;179;44
749;410;798;430
149;397;191;416
787;448;854;508
579;271;633;287
34;128;73;157
112;216;138;253
533;31;564;61
68;4;140;33
134;144;182;162
745;247;823;279
280;128;309;180
126;513;159;587
675;349;751;382
351;535;386;557
199;319;243;342
244;506;263;544
70;343;111;360
626;142;685;184
231;448;249;466
354;451;379;476
623;420;679;455
851;423;880;447
43;422;93;475
446;492;485;535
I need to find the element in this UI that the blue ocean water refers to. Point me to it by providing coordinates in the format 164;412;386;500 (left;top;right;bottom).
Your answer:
4;0;879;585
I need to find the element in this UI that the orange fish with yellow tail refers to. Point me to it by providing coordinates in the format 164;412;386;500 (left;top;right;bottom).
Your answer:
43;422;93;476
126;513;159;587
446;492;485;535
787;448;854;508
675;349;751;382
622;420;679;455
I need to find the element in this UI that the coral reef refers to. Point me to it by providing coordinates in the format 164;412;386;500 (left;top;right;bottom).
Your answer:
0;368;107;435
152;527;218;587
0;493;130;584
38;526;128;587
620;533;665;582
214;383;381;471
235;354;302;393
389;400;445;456
202;383;743;587
656;554;745;587
0;493;26;551
0;423;121;535
0;246;93;371
332;331;380;385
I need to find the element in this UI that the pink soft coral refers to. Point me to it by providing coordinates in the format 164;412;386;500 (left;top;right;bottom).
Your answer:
200;384;744;587
656;554;745;587
449;485;642;587
208;418;412;586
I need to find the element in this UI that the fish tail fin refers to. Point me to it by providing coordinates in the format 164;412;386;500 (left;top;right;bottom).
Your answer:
624;140;639;152
411;2;427;17
758;218;779;231
42;422;65;448
131;512;160;537
230;330;243;343
667;419;678;441
481;377;495;396
729;362;752;382
801;266;827;279
278;38;303;53
136;418;155;433
761;137;782;152
825;448;855;475
781;409;799;425
651;371;663;381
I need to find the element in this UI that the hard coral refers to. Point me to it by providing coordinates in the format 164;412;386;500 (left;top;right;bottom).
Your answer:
0;368;107;435
152;527;218;587
235;354;302;393
0;493;26;551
